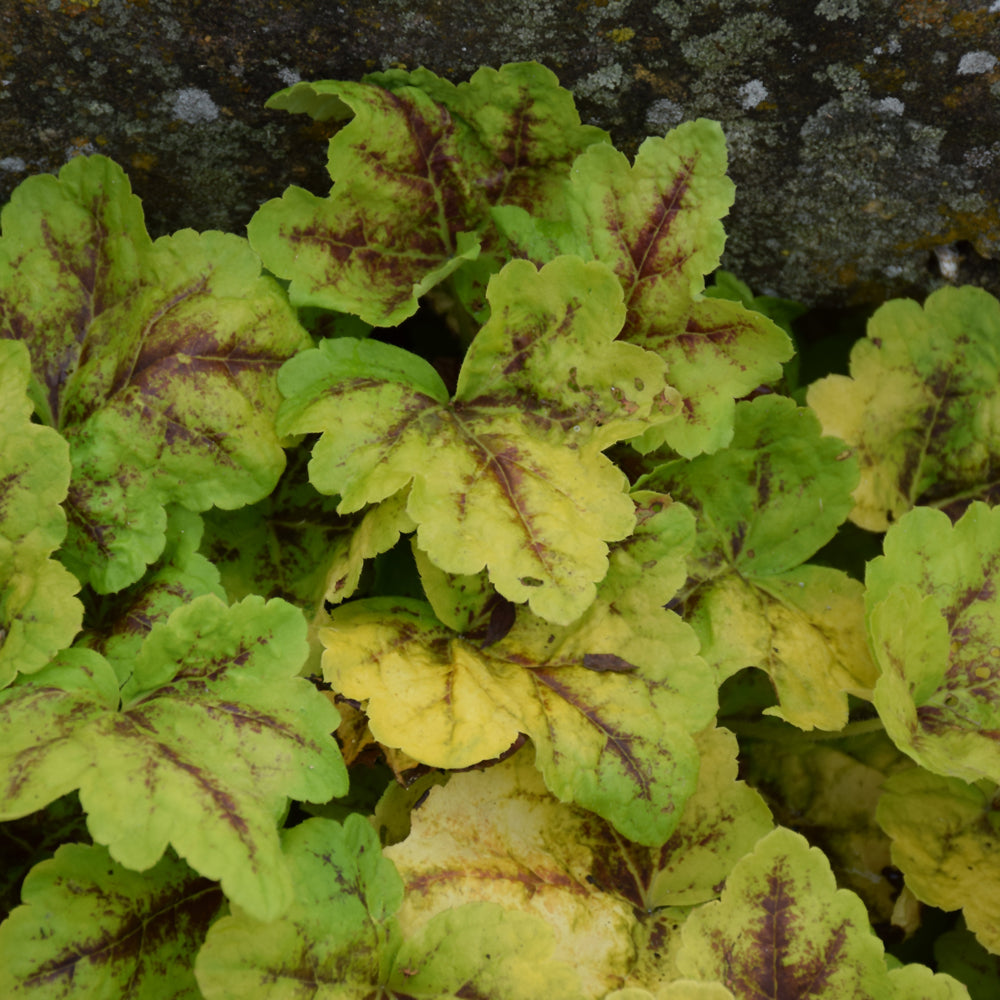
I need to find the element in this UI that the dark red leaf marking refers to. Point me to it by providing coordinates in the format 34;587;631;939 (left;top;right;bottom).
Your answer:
582;653;637;673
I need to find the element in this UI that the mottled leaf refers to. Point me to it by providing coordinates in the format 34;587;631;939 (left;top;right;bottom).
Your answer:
386;729;770;997
0;340;82;687
280;256;671;624
866;503;1000;784
386;903;583;1000
196;816;582;1000
322;494;715;844
496;121;792;455
0;595;346;921
195;815;401;998
249;61;607;326
383;747;639;1000
807;286;1000;530
676;826;893;997
639;395;875;729
0;843;223;999
877;767;1000;955
0;154;312;592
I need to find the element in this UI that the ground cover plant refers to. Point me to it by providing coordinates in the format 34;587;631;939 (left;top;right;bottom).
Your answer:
2;59;1000;998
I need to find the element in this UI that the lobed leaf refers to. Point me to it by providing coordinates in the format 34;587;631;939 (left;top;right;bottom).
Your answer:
640;395;875;730
0;843;223;999
676;826;894;997
195;815;401;998
877;767;1000;955
0;595;346;921
0;155;312;592
321;494;715;844
249;61;607;326
196;815;582;999
0;340;82;687
866;503;1000;784
496;121;792;455
280;256;671;624
807;286;1000;530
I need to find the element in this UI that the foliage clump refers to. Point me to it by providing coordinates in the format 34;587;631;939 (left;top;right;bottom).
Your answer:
1;60;998;998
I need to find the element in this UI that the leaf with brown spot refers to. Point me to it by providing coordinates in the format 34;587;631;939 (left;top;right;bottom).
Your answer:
279;256;671;625
0;843;223;999
807;286;1000;531
495;121;792;456
0;155;313;594
0;595;346;921
0;340;82;688
321;494;716;846
867;503;1000;785
195;815;580;1000
639;396;876;731
248;62;607;326
676;827;895;998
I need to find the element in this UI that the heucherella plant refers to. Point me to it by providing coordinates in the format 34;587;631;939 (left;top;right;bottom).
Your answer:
0;59;995;998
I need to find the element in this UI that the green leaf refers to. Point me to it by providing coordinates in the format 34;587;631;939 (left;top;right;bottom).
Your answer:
280;255;671;625
807;285;1000;530
0;340;82;687
195;816;582;999
866;503;1000;784
79;506;225;687
321;494;715;844
0;155;312;592
195;815;402;998
249;62;606;326
639;395;875;730
0;843;223;999
676;826;894;997
877;766;1000;955
0;595;346;921
887;964;971;999
935;925;1000;1000
496;121;792;455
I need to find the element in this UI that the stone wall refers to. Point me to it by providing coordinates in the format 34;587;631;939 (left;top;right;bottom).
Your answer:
2;0;998;305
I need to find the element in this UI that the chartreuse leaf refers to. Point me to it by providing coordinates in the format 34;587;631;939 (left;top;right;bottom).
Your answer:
195;815;582;999
0;154;312;593
249;62;606;325
496;120;792;455
322;494;716;844
386;730;770;999
877;767;1000;955
0;595;346;921
280;255;672;625
887;964;972;999
866;503;1000;784
639;395;875;730
676;827;897;997
0;340;82;687
807;286;1000;530
0;843;223;999
383;747;638;999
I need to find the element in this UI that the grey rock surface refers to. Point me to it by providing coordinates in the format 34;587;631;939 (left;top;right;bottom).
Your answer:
2;0;998;305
